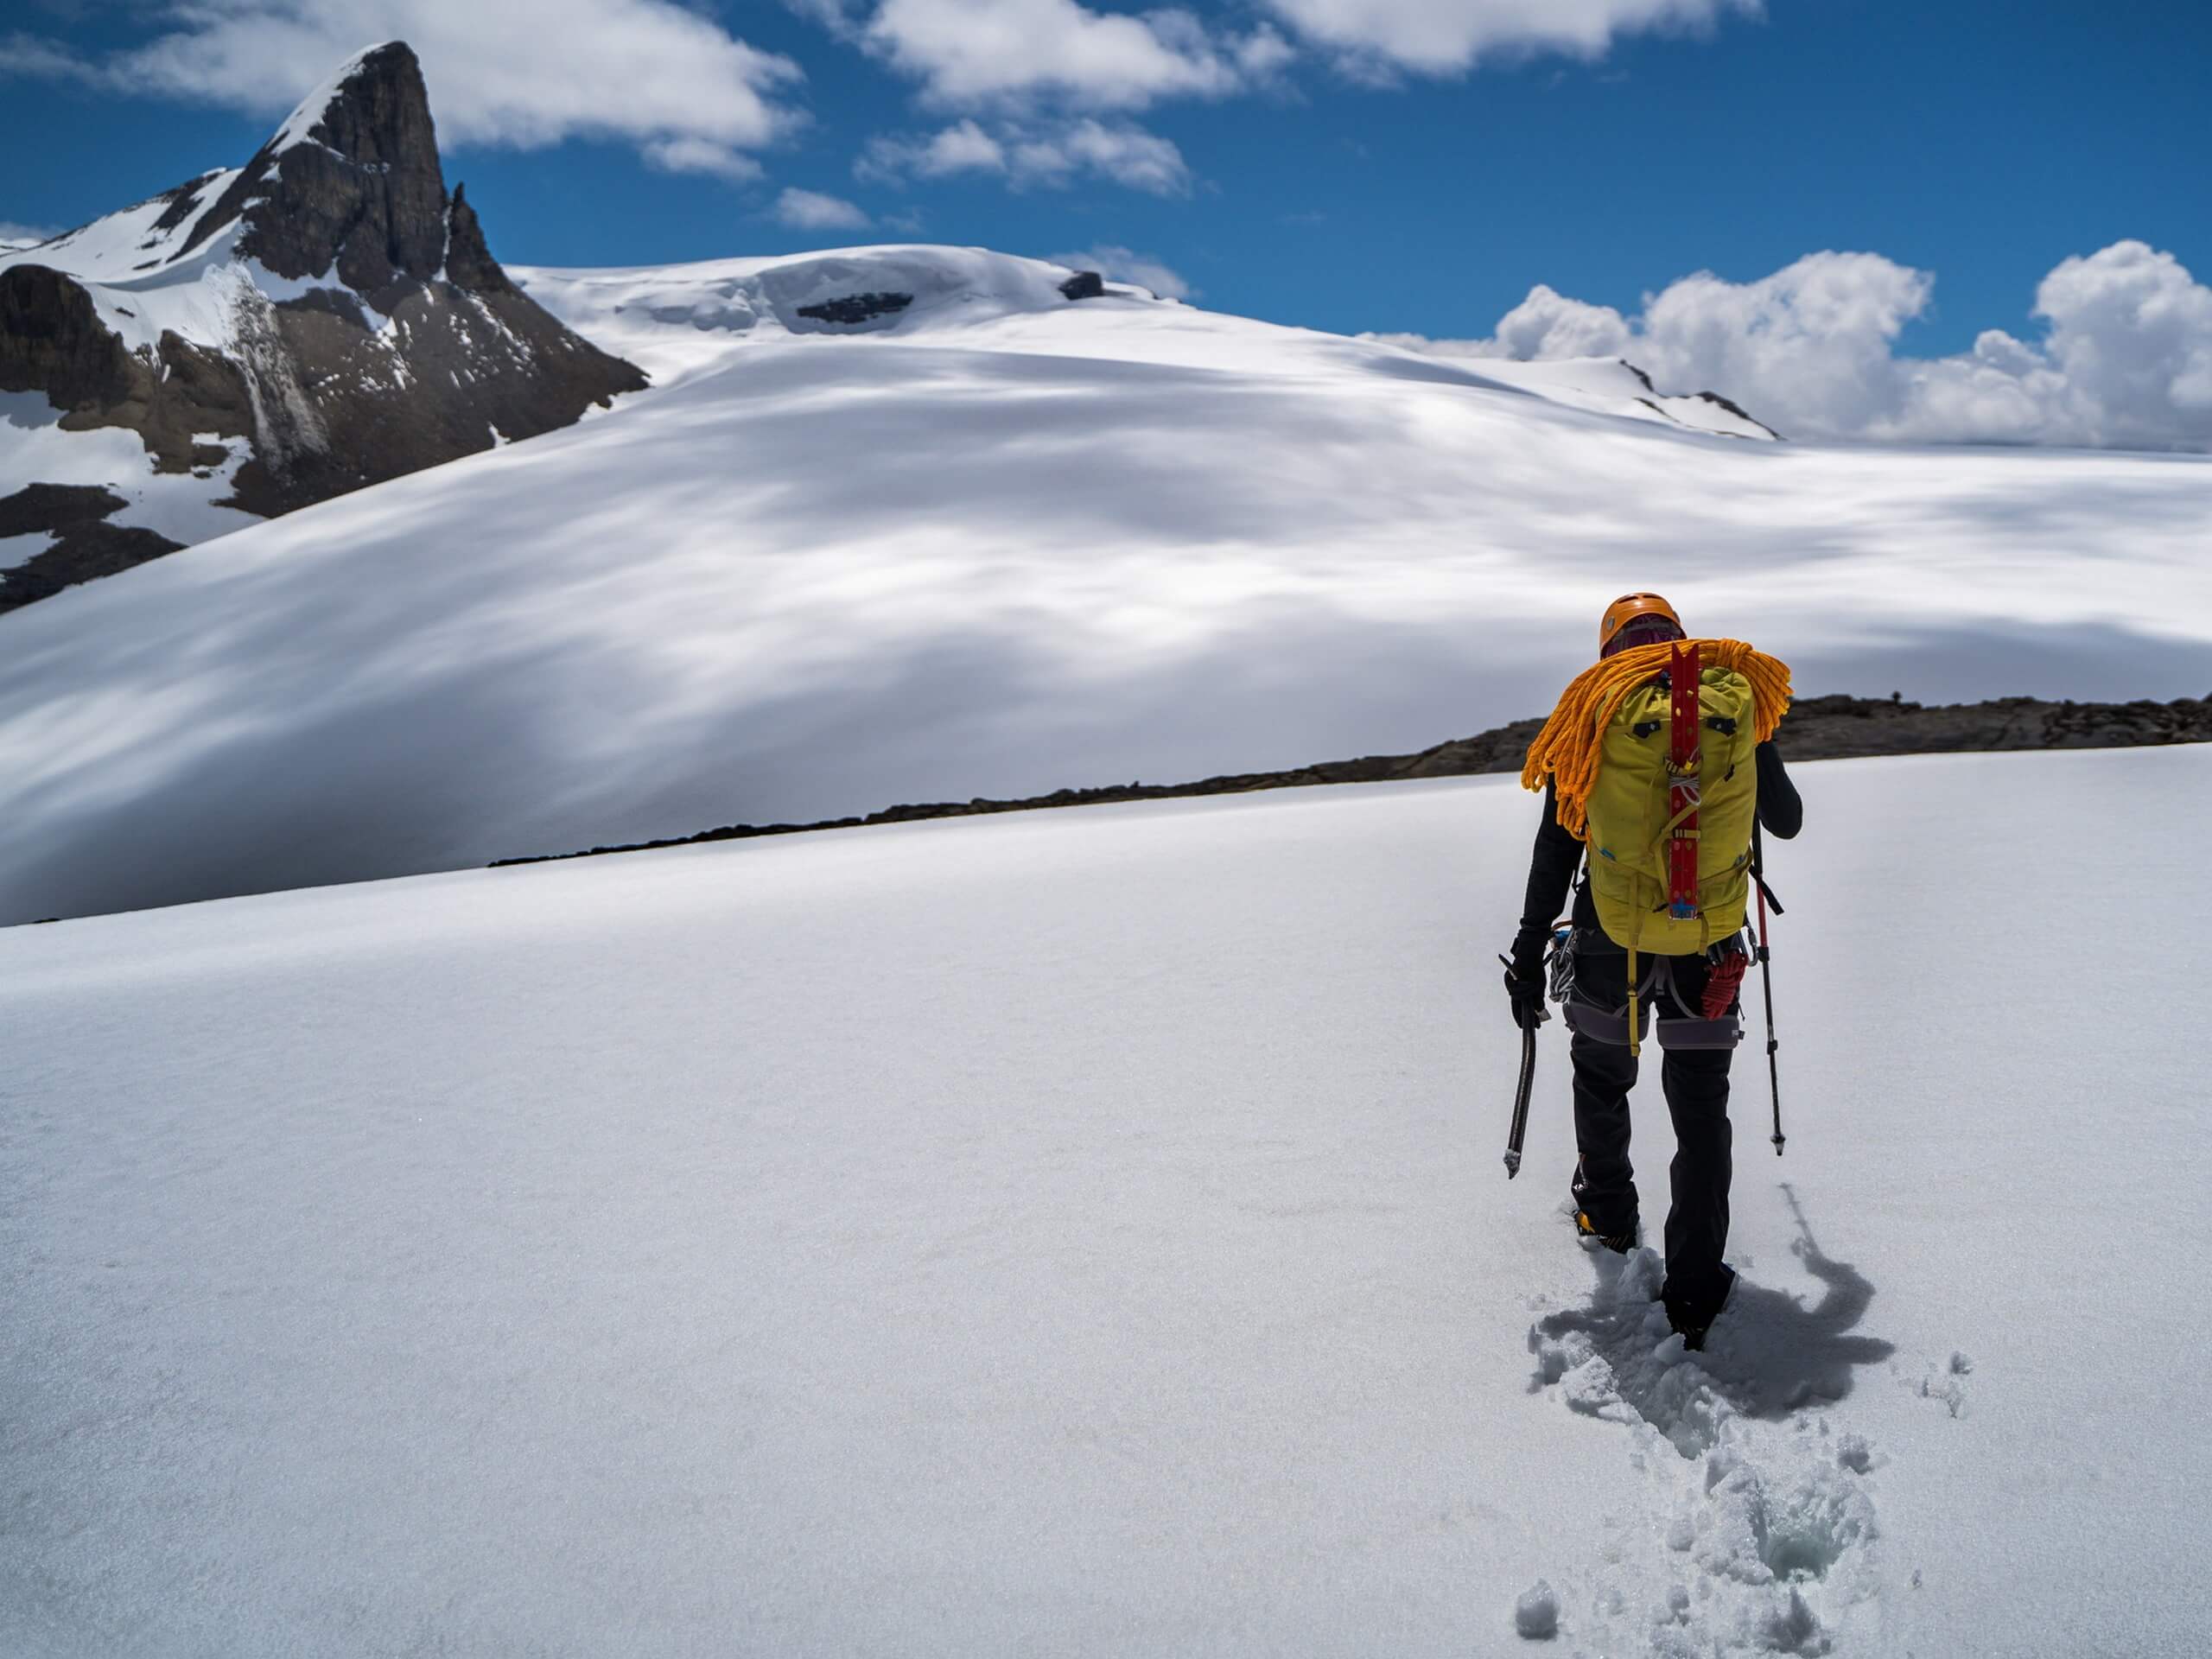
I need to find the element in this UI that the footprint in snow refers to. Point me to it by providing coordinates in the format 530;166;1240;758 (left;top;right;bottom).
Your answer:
1910;1350;1974;1418
1519;1195;1897;1653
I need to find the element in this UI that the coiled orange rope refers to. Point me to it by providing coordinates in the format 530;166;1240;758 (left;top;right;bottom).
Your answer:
1520;638;1792;842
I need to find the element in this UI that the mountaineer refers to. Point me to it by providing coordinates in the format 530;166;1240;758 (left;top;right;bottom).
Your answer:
1503;594;1802;1349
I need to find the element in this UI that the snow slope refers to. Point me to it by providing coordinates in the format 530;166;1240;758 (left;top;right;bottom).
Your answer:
3;747;2204;1656
3;243;2210;924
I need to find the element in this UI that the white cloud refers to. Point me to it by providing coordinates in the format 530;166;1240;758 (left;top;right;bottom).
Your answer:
0;219;60;247
1374;240;2212;452
856;118;1008;183
1047;245;1194;300
859;0;1273;111
643;137;766;184
1262;0;1758;76
0;33;102;84
1480;283;1635;359
773;188;872;231
2026;240;2212;448
3;2;802;162
862;115;1191;195
1014;118;1192;194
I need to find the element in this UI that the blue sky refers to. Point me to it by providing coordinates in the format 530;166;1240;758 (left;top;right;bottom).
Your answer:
3;1;2208;383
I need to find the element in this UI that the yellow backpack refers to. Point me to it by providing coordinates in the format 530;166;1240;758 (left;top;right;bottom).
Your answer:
1585;663;1760;957
1520;637;1791;1054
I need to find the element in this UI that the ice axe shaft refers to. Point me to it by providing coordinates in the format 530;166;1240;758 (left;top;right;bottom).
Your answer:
1499;955;1540;1178
1753;823;1785;1156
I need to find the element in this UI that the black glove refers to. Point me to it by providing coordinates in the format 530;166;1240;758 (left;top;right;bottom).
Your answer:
1502;929;1548;1029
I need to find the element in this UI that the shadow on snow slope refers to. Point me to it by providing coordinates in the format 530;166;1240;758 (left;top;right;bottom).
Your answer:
1530;1184;1897;1457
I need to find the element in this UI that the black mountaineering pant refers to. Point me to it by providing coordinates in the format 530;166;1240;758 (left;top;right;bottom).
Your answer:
1564;936;1742;1318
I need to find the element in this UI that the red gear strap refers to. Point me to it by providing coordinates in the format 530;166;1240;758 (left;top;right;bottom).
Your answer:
1667;642;1702;919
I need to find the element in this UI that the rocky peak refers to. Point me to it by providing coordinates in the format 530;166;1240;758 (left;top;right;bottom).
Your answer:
185;41;452;300
1;40;645;611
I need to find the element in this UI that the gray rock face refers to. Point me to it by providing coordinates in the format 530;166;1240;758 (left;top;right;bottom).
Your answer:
0;264;140;411
0;41;646;610
181;42;450;301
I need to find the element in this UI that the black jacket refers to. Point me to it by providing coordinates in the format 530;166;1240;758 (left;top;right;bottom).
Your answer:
1514;741;1802;956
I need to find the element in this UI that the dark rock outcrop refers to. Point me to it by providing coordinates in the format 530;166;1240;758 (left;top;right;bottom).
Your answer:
442;183;509;294
1624;360;1782;440
795;292;914;327
0;40;646;610
0;482;129;537
0;485;182;613
493;692;2212;868
1058;270;1106;301
1694;390;1777;436
0;264;140;410
145;169;233;245
2;268;257;477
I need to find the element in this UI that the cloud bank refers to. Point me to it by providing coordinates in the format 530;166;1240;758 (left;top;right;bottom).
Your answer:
1262;0;1759;76
7;0;1772;205
2;0;802;167
1372;242;2212;451
832;0;1748;197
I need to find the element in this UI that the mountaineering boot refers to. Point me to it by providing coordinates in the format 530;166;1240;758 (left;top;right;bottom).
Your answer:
1569;1154;1638;1255
1663;1263;1738;1351
1573;1205;1637;1255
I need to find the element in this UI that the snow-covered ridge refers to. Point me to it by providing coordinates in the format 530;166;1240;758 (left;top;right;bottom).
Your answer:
514;243;1774;446
1471;356;1781;440
3;168;242;288
515;245;1142;387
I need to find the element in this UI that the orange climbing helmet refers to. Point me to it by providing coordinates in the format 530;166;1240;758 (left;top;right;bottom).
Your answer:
1599;592;1685;657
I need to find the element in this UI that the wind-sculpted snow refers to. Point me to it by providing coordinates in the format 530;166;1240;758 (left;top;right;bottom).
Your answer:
2;750;2205;1653
3;243;2211;921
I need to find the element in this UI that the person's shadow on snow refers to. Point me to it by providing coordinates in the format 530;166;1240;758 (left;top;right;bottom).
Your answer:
1532;1184;1896;1430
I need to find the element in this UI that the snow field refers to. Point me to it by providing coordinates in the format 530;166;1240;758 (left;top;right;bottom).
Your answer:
7;243;2212;924
3;747;2205;1656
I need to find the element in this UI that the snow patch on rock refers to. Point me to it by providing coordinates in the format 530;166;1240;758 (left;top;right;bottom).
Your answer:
267;44;397;156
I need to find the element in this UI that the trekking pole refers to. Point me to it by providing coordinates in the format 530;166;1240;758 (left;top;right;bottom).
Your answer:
1751;823;1785;1156
1497;955;1548;1179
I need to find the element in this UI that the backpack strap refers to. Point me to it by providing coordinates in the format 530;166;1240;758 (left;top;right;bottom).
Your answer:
1626;903;1643;1058
1665;643;1704;920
